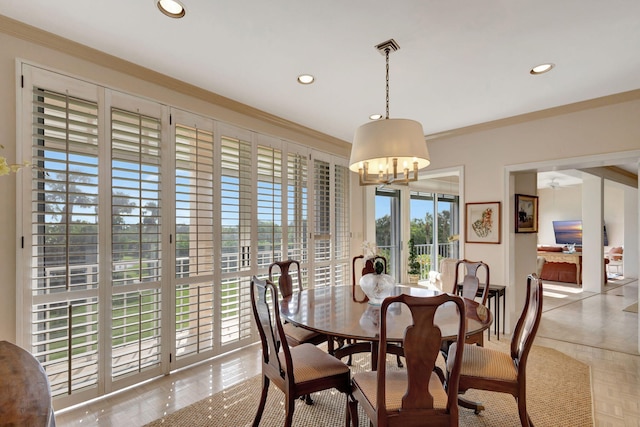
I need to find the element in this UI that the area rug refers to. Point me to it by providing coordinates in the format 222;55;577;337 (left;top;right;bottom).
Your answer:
145;340;593;427
623;302;638;313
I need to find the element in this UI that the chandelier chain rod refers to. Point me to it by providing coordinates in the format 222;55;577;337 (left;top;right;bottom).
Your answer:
385;47;390;120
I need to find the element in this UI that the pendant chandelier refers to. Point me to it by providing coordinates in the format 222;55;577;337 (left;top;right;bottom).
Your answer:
349;39;430;186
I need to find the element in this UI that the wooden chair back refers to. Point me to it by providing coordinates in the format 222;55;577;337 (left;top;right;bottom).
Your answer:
250;276;293;385
349;293;466;426
453;259;490;305
510;274;544;374
268;259;302;298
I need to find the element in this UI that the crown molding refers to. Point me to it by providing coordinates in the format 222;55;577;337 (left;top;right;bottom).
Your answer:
426;89;640;141
0;14;350;153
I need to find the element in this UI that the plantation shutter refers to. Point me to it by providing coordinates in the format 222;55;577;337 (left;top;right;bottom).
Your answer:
334;163;350;286
219;129;253;345
286;148;309;287
256;141;283;267
313;158;332;286
174;120;216;361
110;104;163;380
29;85;101;398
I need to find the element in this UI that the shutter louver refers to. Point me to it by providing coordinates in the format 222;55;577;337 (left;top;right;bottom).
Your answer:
256;144;282;267
174;124;216;358
110;107;163;378
313;159;331;286
220;135;253;344
334;164;350;286
30;87;100;397
287;152;308;264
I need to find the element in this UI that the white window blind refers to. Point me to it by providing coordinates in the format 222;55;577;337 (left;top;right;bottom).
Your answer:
313;158;331;286
256;143;283;267
219;134;253;344
30;86;101;397
287;151;308;264
334;164;350;286
174;123;216;359
110;107;163;380
19;65;350;407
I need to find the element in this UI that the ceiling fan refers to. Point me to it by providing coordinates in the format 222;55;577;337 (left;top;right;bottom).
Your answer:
548;178;560;189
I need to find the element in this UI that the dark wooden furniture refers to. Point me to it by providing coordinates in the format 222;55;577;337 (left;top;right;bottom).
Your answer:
347;293;467;427
279;285;492;368
453;259;490;346
268;259;327;347
250;277;351;427
0;340;56;426
447;274;543;426
537;247;582;284
456;283;506;340
452;259;490;304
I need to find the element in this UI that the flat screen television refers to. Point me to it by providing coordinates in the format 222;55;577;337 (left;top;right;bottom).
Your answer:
552;220;608;246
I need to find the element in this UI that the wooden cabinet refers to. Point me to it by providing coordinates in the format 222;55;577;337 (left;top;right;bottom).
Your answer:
537;251;582;285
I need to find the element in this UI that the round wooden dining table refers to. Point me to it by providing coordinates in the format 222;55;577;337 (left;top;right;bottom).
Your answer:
279;284;492;365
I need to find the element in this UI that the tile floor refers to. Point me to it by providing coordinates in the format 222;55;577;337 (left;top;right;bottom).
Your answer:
55;279;640;426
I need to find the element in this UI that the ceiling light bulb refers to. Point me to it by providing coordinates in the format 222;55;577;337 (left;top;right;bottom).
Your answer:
297;74;315;84
369;114;383;120
157;0;186;18
530;63;554;75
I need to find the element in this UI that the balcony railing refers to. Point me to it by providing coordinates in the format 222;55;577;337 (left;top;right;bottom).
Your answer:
376;242;459;280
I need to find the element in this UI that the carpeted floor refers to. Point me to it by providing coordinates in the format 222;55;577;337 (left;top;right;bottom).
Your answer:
144;339;593;427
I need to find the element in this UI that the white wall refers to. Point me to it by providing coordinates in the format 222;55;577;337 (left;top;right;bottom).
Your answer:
538;185;583;245
537;182;626;249
351;97;640;337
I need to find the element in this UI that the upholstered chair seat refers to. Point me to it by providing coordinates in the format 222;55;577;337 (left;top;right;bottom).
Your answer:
279;343;350;383
351;370;448;412
447;343;518;382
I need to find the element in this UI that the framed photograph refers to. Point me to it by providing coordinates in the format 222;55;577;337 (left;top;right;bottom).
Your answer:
465;202;501;244
515;194;538;233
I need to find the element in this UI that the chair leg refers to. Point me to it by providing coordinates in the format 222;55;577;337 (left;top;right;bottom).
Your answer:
252;376;270;427
346;393;359;427
517;397;532;427
396;354;404;368
284;394;296;427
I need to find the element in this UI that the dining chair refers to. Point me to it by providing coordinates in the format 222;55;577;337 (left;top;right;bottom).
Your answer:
438;258;459;292
452;259;490;305
347;292;467;427
268;259;327;347
446;274;543;427
452;259;490;346
351;255;403;368
250;276;352;427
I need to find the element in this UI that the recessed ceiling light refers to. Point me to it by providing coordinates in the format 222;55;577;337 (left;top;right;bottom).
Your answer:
297;74;315;84
530;63;555;75
369;114;383;120
157;0;186;18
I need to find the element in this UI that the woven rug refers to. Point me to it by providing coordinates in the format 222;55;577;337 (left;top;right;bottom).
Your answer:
145;340;593;427
623;302;638;313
